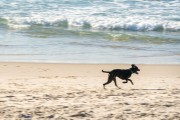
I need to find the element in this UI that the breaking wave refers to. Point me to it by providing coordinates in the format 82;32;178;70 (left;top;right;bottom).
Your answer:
1;16;180;32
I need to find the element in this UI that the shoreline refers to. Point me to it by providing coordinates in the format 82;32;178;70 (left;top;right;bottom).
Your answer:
0;62;180;119
0;61;180;65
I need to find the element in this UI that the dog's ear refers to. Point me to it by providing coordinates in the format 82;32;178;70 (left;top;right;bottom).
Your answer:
131;64;135;67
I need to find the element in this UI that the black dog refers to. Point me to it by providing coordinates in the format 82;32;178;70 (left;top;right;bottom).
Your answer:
102;64;140;89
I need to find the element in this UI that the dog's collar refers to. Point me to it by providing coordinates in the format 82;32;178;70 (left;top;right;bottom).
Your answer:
129;69;133;74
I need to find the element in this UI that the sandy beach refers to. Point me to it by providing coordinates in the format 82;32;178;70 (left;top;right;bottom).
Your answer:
0;62;180;120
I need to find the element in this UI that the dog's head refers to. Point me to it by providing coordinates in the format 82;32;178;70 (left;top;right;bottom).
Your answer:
131;64;140;74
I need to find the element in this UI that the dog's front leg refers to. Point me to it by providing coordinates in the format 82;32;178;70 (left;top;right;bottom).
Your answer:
128;79;134;85
122;80;128;84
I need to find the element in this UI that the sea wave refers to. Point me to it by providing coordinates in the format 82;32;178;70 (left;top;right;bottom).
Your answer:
1;16;180;32
1;0;180;32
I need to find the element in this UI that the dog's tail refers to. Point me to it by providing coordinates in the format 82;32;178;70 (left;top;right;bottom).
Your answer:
102;70;110;73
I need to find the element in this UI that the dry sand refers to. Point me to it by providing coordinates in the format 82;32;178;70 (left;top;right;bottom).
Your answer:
0;62;180;120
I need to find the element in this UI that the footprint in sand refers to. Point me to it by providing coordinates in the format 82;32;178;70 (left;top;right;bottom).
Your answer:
64;76;77;79
6;95;15;98
42;69;49;72
19;114;32;119
70;111;92;118
38;76;59;79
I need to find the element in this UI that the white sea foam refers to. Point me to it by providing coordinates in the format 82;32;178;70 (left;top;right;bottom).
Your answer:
3;15;180;31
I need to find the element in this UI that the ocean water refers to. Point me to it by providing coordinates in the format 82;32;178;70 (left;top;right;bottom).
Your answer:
0;0;180;64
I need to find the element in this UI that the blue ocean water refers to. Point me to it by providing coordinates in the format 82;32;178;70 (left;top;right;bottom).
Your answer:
0;0;180;64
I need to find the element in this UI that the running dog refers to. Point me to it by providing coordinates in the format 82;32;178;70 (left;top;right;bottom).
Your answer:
102;64;140;89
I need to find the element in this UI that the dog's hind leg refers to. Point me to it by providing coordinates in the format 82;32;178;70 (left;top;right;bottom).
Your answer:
103;75;113;89
113;78;121;89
